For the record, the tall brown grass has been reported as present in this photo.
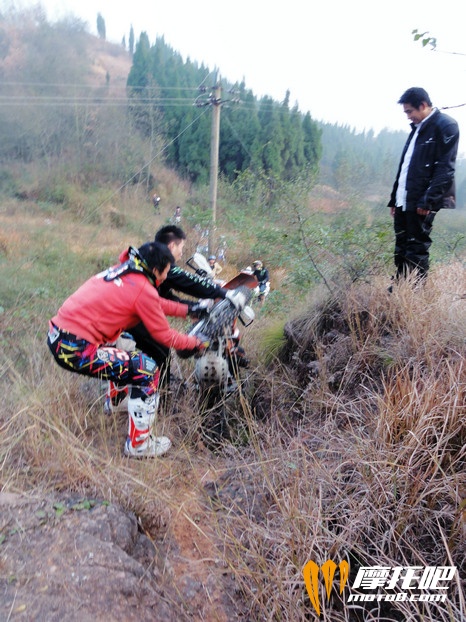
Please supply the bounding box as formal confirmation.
[207,265,465,621]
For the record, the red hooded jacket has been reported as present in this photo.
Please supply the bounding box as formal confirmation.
[51,251,198,351]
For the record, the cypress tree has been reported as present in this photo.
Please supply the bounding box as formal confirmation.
[96,13,106,40]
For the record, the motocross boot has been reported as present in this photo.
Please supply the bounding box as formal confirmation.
[124,393,171,457]
[229,345,250,369]
[103,380,129,415]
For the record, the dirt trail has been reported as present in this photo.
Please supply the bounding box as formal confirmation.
[163,483,232,621]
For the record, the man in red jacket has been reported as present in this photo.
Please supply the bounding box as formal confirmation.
[47,241,206,458]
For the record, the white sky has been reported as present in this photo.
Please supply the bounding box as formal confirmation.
[8,0,466,144]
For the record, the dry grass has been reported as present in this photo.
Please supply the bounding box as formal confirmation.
[0,264,465,620]
[208,265,465,621]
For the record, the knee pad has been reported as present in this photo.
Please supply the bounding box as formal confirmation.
[130,351,158,377]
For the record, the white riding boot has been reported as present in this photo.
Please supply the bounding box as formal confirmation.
[124,393,171,457]
[103,380,129,415]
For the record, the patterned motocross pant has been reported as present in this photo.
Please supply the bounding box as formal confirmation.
[47,323,159,399]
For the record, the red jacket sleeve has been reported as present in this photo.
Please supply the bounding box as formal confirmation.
[159,296,190,318]
[134,281,198,351]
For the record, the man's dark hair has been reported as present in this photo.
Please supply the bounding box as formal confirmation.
[398,87,432,109]
[154,225,186,245]
[138,241,174,272]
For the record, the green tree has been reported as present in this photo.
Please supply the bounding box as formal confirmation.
[278,93,307,180]
[127,31,154,137]
[258,96,284,177]
[219,83,260,178]
[129,25,134,55]
[127,32,152,90]
[302,112,322,176]
[96,13,106,40]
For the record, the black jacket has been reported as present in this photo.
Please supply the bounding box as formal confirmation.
[388,109,459,212]
[158,265,227,303]
[253,267,269,284]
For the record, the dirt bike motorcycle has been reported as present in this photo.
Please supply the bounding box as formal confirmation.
[179,254,258,444]
[105,254,258,445]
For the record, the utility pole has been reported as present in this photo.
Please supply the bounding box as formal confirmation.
[208,73,221,256]
[195,72,239,256]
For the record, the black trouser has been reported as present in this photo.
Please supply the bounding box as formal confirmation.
[128,323,171,387]
[393,208,435,279]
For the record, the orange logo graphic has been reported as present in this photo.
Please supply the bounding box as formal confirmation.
[303,559,349,615]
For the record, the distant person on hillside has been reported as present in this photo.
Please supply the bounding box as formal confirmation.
[252,260,270,303]
[173,206,182,223]
[152,193,161,211]
[388,87,459,285]
[47,241,209,458]
[208,254,223,279]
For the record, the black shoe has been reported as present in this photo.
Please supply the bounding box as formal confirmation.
[229,346,249,368]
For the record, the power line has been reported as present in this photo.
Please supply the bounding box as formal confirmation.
[0,81,203,93]
[0,95,281,111]
[0,96,200,106]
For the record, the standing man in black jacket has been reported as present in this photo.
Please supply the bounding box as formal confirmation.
[388,87,459,281]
